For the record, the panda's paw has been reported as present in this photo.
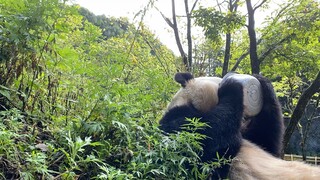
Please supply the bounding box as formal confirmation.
[218,78,244,102]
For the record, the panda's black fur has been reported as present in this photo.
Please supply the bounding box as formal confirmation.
[241,74,284,157]
[159,72,284,179]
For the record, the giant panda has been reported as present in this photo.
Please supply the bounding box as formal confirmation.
[159,72,320,179]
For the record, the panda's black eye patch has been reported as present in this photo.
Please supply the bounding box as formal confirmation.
[174,72,194,87]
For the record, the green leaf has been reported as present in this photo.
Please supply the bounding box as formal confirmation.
[0,89,10,100]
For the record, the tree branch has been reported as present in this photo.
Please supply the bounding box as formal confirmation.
[232,0,240,12]
[283,70,320,151]
[231,38,263,71]
[190,0,199,13]
[231,51,250,71]
[141,33,170,77]
[259,34,293,63]
[222,0,240,76]
[170,0,188,69]
[253,0,267,12]
[246,0,260,74]
[157,8,174,28]
[185,0,192,71]
[158,0,189,70]
[270,2,292,26]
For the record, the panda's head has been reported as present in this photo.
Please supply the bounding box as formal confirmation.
[167,72,222,113]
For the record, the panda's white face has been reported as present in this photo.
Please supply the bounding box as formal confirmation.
[167,76,222,113]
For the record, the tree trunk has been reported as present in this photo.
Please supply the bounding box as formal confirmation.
[222,33,231,76]
[245,0,260,74]
[222,0,239,76]
[160,0,199,72]
[185,0,192,72]
[283,71,320,152]
[171,0,188,70]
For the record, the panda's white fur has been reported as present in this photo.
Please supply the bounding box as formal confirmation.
[230,140,320,180]
[165,74,320,179]
[167,77,222,113]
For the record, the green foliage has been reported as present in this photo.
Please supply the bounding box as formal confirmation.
[0,108,53,179]
[259,0,320,119]
[261,0,320,78]
[79,7,131,39]
[273,76,303,115]
[194,7,245,41]
[193,39,224,76]
[99,117,225,180]
[1,0,318,178]
[0,0,222,178]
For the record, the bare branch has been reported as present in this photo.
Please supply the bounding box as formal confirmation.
[253,0,267,12]
[157,0,188,69]
[216,0,223,12]
[231,51,250,71]
[155,7,174,28]
[190,0,199,13]
[232,0,240,11]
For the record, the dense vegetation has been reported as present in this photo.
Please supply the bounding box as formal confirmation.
[0,0,199,179]
[0,0,319,179]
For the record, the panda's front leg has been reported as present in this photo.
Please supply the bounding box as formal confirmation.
[209,76,246,150]
[209,77,246,141]
[242,74,284,157]
[203,78,246,179]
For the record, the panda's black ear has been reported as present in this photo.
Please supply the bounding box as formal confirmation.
[174,72,194,87]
